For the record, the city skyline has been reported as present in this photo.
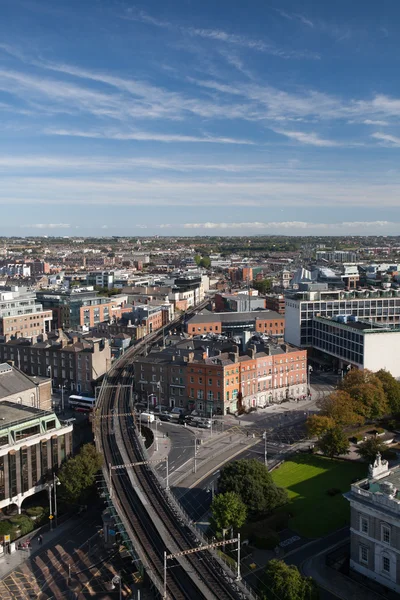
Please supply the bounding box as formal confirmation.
[1,0,400,235]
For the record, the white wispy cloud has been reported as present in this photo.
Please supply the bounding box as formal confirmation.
[124,9,320,60]
[181,221,391,230]
[26,223,71,229]
[273,130,340,147]
[273,9,314,28]
[4,177,400,208]
[363,119,389,126]
[47,128,254,145]
[371,132,400,146]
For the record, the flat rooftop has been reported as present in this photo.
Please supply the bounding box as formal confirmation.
[314,316,400,334]
[0,401,51,428]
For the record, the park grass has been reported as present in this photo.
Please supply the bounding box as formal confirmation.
[270,454,366,538]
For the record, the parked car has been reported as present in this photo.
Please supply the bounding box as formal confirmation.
[157,412,172,422]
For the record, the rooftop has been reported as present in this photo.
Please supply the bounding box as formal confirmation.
[0,400,50,429]
[314,315,400,334]
[0,362,45,400]
[188,309,282,324]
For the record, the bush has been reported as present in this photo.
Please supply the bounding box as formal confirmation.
[250,530,280,550]
[350,434,364,443]
[0,521,14,536]
[9,515,34,536]
[386,420,397,431]
[327,488,341,497]
[26,506,45,518]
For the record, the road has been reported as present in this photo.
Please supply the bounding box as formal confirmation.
[175,440,283,522]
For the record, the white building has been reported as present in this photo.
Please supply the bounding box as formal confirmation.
[285,289,400,348]
[347,454,400,593]
[312,316,400,377]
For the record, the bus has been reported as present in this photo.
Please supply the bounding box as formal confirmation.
[68,395,96,412]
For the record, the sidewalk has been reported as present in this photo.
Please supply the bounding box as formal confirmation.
[303,545,385,600]
[0,514,84,581]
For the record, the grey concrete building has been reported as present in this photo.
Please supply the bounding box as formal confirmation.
[347,454,400,593]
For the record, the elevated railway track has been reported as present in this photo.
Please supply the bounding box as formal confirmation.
[95,304,258,600]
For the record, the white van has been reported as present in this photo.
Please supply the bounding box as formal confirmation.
[140,412,155,424]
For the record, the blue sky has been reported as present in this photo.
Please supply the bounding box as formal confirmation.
[1,0,400,236]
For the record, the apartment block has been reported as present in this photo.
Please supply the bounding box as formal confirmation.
[285,289,400,348]
[0,332,111,394]
[0,287,52,342]
[36,289,121,330]
[133,339,307,415]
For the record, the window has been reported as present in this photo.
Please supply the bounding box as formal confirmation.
[0,456,4,501]
[360,516,368,534]
[382,556,390,574]
[9,452,17,497]
[381,524,391,545]
[208,378,212,385]
[21,447,29,493]
[31,446,38,485]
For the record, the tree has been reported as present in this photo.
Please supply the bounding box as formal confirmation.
[376,369,400,416]
[260,559,318,600]
[252,279,273,295]
[317,390,363,427]
[218,459,288,517]
[210,492,247,531]
[199,256,211,269]
[58,444,103,506]
[306,414,335,438]
[356,436,388,463]
[194,254,202,266]
[339,369,388,420]
[317,427,350,458]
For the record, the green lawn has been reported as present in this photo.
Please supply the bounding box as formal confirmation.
[271,454,366,538]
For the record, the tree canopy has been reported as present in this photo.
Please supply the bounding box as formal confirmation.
[317,390,362,427]
[306,414,335,438]
[317,427,350,458]
[58,444,103,506]
[339,369,388,420]
[260,559,318,600]
[252,279,273,295]
[376,369,400,416]
[210,492,247,532]
[218,459,288,517]
[356,436,388,463]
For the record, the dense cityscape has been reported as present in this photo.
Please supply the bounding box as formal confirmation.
[0,234,399,599]
[2,0,400,598]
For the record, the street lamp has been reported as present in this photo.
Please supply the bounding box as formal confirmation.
[111,575,122,600]
[308,365,313,392]
[47,365,52,391]
[59,380,68,412]
[47,474,61,530]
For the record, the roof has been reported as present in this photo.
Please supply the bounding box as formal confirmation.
[0,363,42,400]
[0,400,46,428]
[188,309,282,324]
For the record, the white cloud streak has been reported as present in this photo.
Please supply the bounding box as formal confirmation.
[26,223,71,229]
[180,221,391,230]
[273,129,340,147]
[371,132,400,146]
[124,10,319,60]
[47,128,254,145]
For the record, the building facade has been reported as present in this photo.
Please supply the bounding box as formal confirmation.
[0,335,111,394]
[0,401,73,514]
[186,309,285,339]
[285,289,400,348]
[0,288,52,342]
[133,339,307,415]
[347,454,400,593]
[312,316,400,377]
